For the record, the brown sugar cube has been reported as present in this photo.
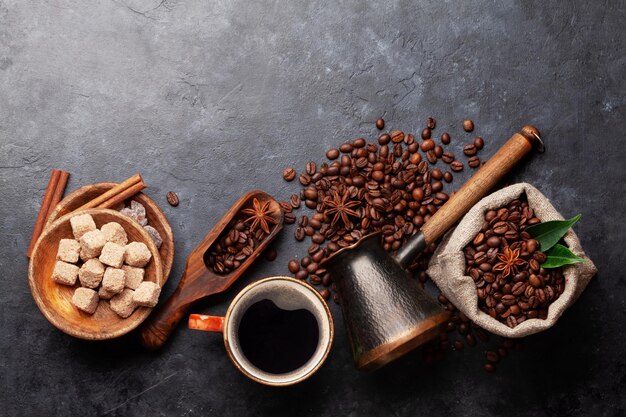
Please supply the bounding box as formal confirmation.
[102,267,125,294]
[79,248,95,262]
[78,259,105,289]
[98,286,116,300]
[99,242,126,268]
[56,239,81,264]
[125,242,152,267]
[72,287,99,314]
[110,289,136,318]
[51,261,79,286]
[122,265,145,290]
[79,229,106,258]
[70,213,96,240]
[132,281,161,308]
[101,222,128,246]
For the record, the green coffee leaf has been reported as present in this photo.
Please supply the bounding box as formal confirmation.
[542,244,585,268]
[525,213,581,251]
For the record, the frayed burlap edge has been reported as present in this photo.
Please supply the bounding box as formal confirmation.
[427,183,597,338]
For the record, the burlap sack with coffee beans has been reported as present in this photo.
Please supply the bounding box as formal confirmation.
[427,183,597,338]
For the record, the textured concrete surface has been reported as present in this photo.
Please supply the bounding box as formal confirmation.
[1,0,625,416]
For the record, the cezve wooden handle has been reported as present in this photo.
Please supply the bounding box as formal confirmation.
[421,125,542,244]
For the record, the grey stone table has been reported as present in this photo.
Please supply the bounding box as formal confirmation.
[1,0,624,416]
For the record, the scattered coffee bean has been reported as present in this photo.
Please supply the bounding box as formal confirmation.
[421,139,435,152]
[463,144,477,156]
[442,151,455,164]
[306,161,317,175]
[421,128,431,140]
[166,191,179,207]
[441,132,450,144]
[326,149,339,160]
[376,118,385,129]
[463,119,474,132]
[282,167,296,182]
[451,161,464,172]
[426,117,436,129]
[468,156,481,168]
[474,137,484,150]
[288,259,300,273]
[290,194,301,209]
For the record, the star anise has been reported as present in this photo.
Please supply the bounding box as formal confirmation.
[241,198,277,234]
[324,191,360,227]
[493,246,527,278]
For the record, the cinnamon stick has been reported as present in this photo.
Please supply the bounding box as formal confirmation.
[77,173,142,211]
[97,181,146,209]
[50,171,70,213]
[27,170,63,257]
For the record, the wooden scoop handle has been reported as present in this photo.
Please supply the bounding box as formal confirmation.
[420,125,543,244]
[139,262,211,350]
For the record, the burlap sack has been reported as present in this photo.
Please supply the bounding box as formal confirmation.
[427,183,597,338]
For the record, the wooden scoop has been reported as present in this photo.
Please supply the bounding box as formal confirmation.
[139,190,284,350]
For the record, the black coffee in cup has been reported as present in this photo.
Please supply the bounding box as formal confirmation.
[238,299,319,374]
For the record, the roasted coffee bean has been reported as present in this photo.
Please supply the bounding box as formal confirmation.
[378,133,391,145]
[474,136,484,150]
[294,227,305,241]
[326,148,339,160]
[282,167,296,181]
[340,143,353,153]
[319,288,330,300]
[463,144,477,156]
[376,118,385,129]
[288,259,300,273]
[468,156,481,168]
[443,171,453,183]
[309,274,322,285]
[442,152,455,164]
[421,139,435,152]
[487,236,501,248]
[484,363,496,373]
[450,161,464,172]
[426,117,436,129]
[166,191,180,207]
[290,194,301,209]
[284,212,296,224]
[441,132,451,144]
[295,270,308,280]
[426,150,437,164]
[486,351,499,363]
[391,130,404,143]
[463,119,474,132]
[421,127,431,140]
[353,138,366,148]
[306,161,317,175]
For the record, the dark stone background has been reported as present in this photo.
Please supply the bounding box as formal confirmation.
[1,0,624,416]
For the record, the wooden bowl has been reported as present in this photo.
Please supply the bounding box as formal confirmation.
[45,183,174,282]
[29,209,164,340]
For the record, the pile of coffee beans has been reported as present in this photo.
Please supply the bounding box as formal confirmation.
[463,197,565,328]
[204,218,271,275]
[280,117,488,301]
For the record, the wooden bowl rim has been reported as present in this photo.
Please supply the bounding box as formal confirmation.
[29,208,164,340]
[45,182,174,281]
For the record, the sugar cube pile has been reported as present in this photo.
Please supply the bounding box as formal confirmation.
[52,213,160,318]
